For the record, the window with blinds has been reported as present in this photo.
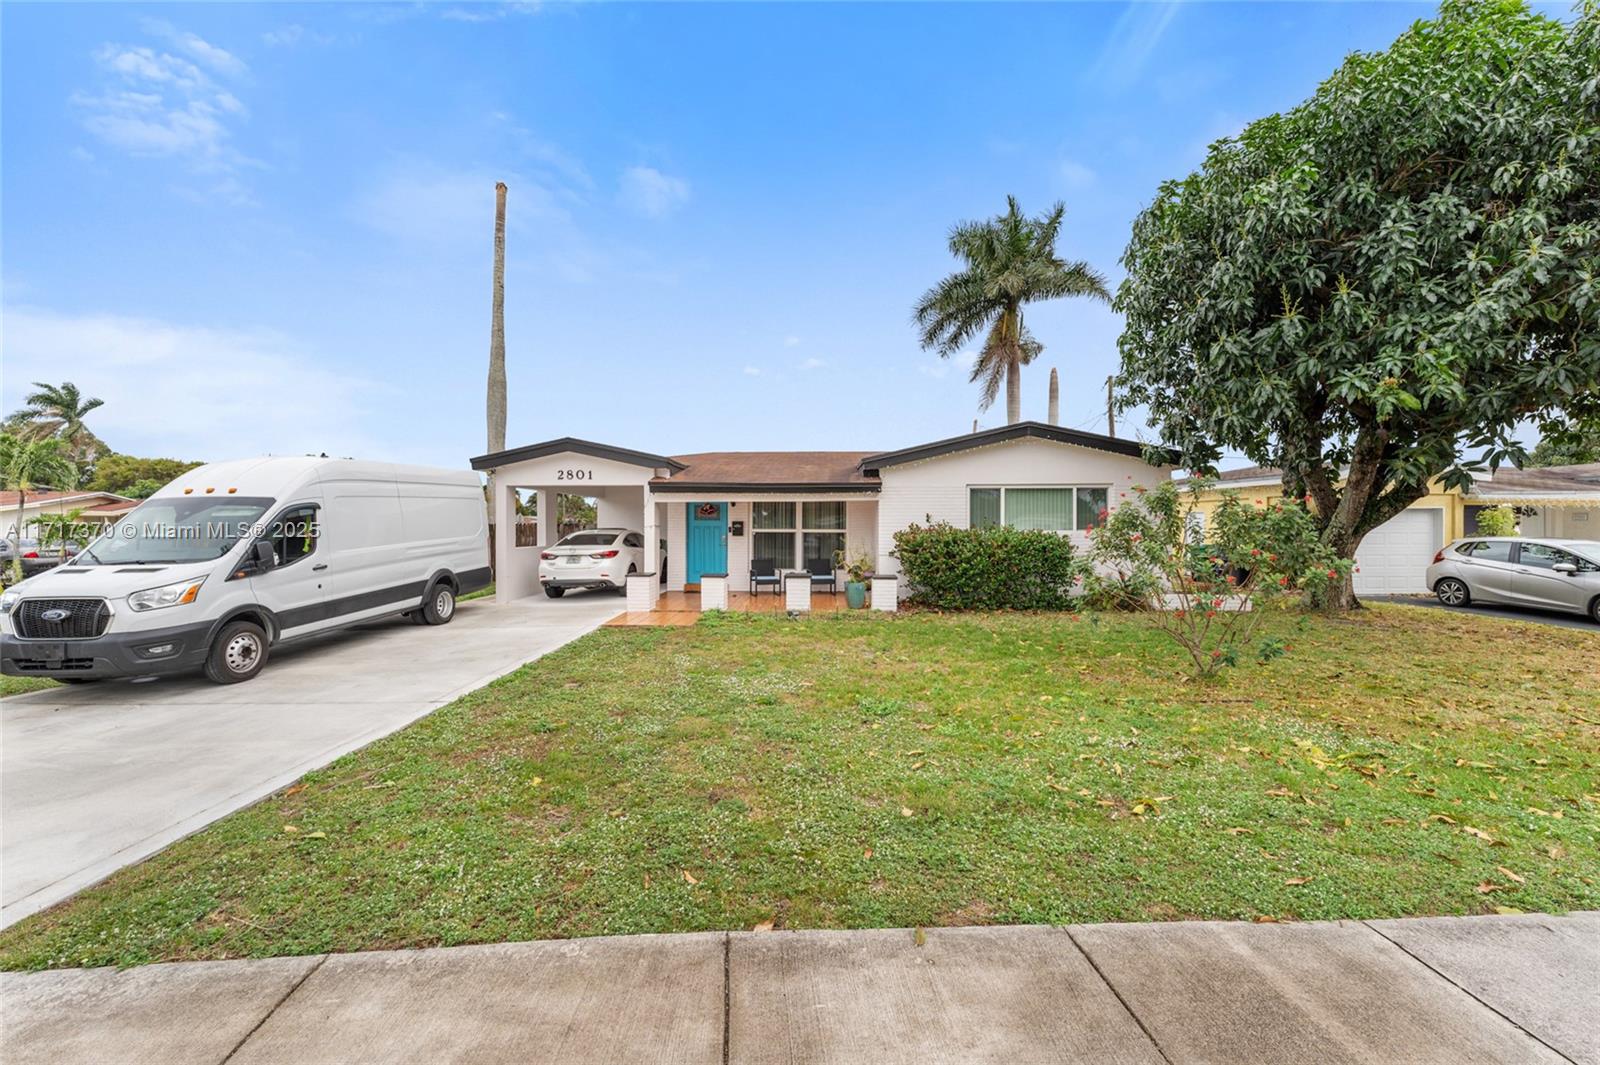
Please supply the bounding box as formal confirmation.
[969,486,1110,532]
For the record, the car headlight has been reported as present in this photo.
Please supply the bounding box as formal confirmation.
[0,588,21,614]
[128,577,206,612]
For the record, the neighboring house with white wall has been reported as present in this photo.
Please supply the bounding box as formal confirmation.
[1190,462,1600,597]
[0,490,138,540]
[472,422,1173,603]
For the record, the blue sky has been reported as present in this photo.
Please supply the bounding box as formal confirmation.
[2,2,1486,468]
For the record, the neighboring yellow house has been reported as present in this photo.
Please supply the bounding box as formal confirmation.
[1187,463,1600,595]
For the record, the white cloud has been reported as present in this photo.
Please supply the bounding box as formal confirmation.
[743,366,762,377]
[783,334,801,347]
[142,19,248,76]
[440,2,542,22]
[262,24,334,48]
[1058,159,1096,189]
[1088,1,1183,91]
[797,357,826,371]
[1,307,387,461]
[357,166,569,246]
[74,26,256,198]
[618,166,690,219]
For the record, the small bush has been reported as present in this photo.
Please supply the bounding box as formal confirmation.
[1474,506,1517,537]
[892,521,1086,610]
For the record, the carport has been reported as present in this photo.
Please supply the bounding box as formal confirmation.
[470,438,685,604]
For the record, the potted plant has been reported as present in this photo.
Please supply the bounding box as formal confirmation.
[835,549,874,609]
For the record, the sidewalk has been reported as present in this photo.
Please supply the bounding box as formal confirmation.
[4,913,1596,1064]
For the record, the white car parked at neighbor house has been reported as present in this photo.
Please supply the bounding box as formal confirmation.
[539,528,662,597]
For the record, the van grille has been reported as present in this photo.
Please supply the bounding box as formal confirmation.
[14,598,111,640]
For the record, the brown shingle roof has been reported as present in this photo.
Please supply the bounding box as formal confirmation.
[1473,462,1600,495]
[653,452,879,491]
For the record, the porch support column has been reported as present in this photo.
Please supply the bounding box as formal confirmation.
[493,477,518,605]
[642,487,659,594]
[536,489,553,547]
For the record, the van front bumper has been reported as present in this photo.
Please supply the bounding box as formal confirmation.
[1,619,214,679]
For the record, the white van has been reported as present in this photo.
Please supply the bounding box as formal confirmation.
[0,457,489,684]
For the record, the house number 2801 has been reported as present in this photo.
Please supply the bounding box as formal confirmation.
[555,468,592,481]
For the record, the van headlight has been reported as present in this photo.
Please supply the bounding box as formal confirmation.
[0,588,21,614]
[128,577,206,612]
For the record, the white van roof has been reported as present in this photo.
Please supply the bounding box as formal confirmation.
[154,457,479,500]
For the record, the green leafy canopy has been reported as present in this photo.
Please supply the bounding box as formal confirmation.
[1115,0,1600,559]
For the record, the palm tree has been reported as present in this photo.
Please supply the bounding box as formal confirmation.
[5,381,107,465]
[914,197,1108,425]
[0,433,78,580]
[487,182,508,455]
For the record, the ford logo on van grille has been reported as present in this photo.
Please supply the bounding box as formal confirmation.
[16,599,109,640]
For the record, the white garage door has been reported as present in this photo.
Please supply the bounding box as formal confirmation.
[1354,509,1443,595]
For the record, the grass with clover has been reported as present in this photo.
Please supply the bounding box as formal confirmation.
[2,602,1596,970]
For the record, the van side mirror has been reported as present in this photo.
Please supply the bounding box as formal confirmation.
[1553,561,1578,575]
[251,539,277,571]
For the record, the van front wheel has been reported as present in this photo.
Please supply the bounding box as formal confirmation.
[205,621,269,684]
[422,584,456,625]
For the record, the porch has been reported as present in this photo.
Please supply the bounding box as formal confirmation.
[605,588,855,627]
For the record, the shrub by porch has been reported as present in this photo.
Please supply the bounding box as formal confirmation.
[892,522,1086,610]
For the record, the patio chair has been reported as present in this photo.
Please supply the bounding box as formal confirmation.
[750,558,781,596]
[805,557,837,595]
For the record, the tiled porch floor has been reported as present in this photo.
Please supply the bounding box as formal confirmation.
[604,589,852,627]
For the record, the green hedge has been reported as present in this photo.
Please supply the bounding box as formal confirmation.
[891,522,1086,610]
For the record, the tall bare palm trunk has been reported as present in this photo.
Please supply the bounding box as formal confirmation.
[1048,368,1060,425]
[487,182,508,455]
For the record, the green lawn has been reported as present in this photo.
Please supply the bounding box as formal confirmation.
[3,604,1596,970]
[0,675,58,698]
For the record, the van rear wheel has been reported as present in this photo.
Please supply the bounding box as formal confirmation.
[421,584,456,625]
[204,621,269,684]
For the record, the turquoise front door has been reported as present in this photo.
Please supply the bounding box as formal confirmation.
[685,502,728,584]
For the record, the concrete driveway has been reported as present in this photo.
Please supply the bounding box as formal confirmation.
[1,593,624,927]
[1371,594,1599,632]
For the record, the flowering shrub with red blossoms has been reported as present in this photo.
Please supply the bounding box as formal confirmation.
[1085,479,1350,678]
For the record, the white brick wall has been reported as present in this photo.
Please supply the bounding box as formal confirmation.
[625,572,657,612]
[874,438,1174,589]
[784,572,812,612]
[700,573,729,610]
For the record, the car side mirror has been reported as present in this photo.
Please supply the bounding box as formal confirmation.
[1552,562,1578,575]
[251,539,277,571]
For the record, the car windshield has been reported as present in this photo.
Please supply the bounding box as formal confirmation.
[75,496,275,565]
[1560,541,1600,563]
[559,531,619,546]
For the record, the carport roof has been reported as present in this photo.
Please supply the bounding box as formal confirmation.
[470,437,687,473]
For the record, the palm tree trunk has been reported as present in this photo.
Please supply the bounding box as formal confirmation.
[487,182,508,455]
[11,489,25,583]
[1005,359,1022,425]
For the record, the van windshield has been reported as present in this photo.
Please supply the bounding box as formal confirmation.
[76,497,275,565]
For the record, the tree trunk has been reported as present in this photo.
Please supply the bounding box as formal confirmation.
[11,489,25,583]
[1005,360,1021,425]
[487,182,508,455]
[1047,368,1059,425]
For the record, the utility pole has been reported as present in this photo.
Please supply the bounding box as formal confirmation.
[1105,375,1116,438]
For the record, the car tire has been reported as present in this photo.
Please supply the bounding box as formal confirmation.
[421,583,456,625]
[1589,597,1600,625]
[544,586,565,599]
[619,564,637,596]
[1435,578,1470,608]
[204,620,269,684]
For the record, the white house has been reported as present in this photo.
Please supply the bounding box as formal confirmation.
[472,422,1173,603]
